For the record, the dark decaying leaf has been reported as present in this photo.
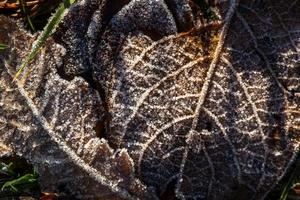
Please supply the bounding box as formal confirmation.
[0,12,152,200]
[0,0,300,199]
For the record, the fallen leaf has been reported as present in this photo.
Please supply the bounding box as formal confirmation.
[0,0,299,199]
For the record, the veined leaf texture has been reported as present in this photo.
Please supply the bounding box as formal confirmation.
[0,0,300,199]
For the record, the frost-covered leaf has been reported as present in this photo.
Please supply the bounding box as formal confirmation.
[97,0,300,199]
[1,0,300,199]
[0,13,152,200]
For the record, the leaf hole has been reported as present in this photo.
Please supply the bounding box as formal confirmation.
[56,63,75,81]
[201,120,213,132]
[273,113,281,122]
[94,119,107,139]
[204,121,213,131]
[136,28,167,41]
[196,117,213,132]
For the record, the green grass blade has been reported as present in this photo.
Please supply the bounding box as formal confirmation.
[19,0,36,32]
[1,173,38,192]
[0,43,8,50]
[14,0,77,81]
[279,158,300,200]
